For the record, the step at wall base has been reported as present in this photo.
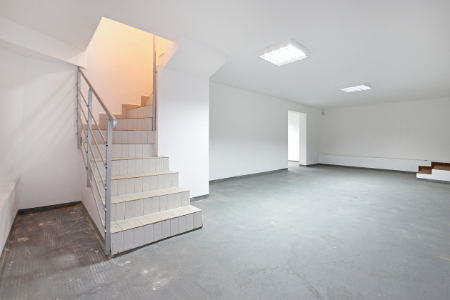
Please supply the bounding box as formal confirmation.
[417,161,450,182]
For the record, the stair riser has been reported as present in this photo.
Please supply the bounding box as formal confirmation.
[94,157,169,178]
[98,173,179,198]
[91,130,155,144]
[94,144,157,159]
[127,106,152,119]
[111,211,202,255]
[99,118,153,131]
[111,191,190,221]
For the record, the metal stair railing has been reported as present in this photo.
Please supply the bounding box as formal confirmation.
[76,66,117,256]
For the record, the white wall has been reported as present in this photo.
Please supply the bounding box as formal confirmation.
[210,83,322,181]
[82,18,155,121]
[0,16,87,67]
[0,46,81,210]
[19,57,80,209]
[321,98,450,171]
[299,112,307,165]
[288,111,299,161]
[0,47,24,187]
[157,66,210,197]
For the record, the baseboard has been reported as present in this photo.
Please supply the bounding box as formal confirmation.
[319,154,431,173]
[210,168,288,183]
[18,201,81,215]
[416,178,450,184]
[319,163,415,173]
[191,194,209,202]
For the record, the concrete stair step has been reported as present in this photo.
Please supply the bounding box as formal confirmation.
[126,105,153,119]
[94,157,169,178]
[433,165,450,171]
[89,129,155,144]
[99,118,153,131]
[96,171,179,198]
[110,187,190,221]
[417,162,450,182]
[111,205,202,255]
[93,144,157,159]
[84,117,153,131]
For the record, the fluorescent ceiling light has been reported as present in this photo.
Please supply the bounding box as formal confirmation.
[257,39,309,66]
[339,82,373,92]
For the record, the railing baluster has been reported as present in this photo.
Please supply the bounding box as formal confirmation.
[153,34,157,131]
[76,72,80,150]
[87,88,93,187]
[105,120,113,256]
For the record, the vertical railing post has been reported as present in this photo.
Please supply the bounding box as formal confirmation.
[152,34,157,131]
[105,120,113,255]
[87,88,93,187]
[76,72,80,149]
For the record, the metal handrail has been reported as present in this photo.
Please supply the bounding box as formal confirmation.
[76,89,106,144]
[76,67,115,256]
[78,67,117,129]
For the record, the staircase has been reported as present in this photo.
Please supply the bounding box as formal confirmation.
[417,162,450,182]
[77,68,202,257]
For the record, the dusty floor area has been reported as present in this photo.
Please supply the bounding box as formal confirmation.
[1,164,449,299]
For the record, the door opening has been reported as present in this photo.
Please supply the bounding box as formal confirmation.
[288,111,307,166]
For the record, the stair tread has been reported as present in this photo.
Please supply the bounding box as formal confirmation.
[102,129,154,132]
[111,187,189,204]
[117,117,152,120]
[111,205,201,233]
[94,156,168,161]
[84,141,155,144]
[96,170,177,181]
[128,105,152,109]
[93,129,154,131]
[433,165,450,171]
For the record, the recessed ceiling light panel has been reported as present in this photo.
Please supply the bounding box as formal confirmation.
[257,39,309,66]
[339,82,373,92]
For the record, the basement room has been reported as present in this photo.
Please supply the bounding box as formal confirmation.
[0,0,449,299]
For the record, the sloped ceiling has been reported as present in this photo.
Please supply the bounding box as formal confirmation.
[1,0,449,108]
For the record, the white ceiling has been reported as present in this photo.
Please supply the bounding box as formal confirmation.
[1,0,449,109]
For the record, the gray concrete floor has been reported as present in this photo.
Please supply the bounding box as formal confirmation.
[1,163,450,300]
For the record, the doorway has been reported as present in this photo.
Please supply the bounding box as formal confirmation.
[288,111,307,166]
